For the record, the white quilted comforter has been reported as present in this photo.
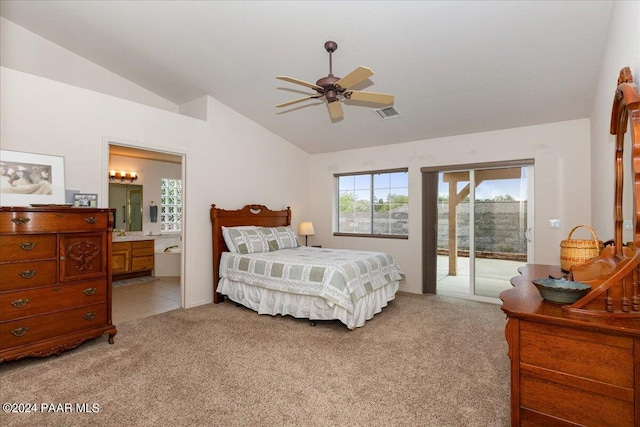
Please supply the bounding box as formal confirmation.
[219,246,403,314]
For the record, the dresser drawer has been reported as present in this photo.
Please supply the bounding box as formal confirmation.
[132,240,154,256]
[0,211,110,233]
[520,372,634,427]
[132,256,154,271]
[0,279,107,322]
[520,321,633,388]
[0,235,56,263]
[0,260,56,292]
[0,303,107,351]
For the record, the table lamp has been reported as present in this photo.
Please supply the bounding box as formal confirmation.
[298,222,315,246]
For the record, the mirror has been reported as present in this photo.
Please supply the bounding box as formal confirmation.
[109,183,143,231]
[623,119,633,243]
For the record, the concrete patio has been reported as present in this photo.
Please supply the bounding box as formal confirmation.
[436,255,527,301]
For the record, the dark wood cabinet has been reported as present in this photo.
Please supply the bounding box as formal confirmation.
[0,207,117,362]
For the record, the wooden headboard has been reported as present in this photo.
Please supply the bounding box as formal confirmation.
[210,204,291,303]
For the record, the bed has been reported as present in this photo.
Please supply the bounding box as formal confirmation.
[210,204,403,329]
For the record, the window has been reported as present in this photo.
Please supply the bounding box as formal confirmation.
[160,178,182,232]
[335,168,408,237]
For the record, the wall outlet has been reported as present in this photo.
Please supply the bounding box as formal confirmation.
[549,219,560,229]
[623,220,633,230]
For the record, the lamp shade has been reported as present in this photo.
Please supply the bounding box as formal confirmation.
[298,222,315,236]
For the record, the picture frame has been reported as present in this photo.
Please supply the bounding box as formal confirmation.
[0,150,66,206]
[74,193,98,207]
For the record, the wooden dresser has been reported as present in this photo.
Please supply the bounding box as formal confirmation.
[501,264,640,426]
[0,207,117,362]
[112,239,154,280]
[500,66,640,427]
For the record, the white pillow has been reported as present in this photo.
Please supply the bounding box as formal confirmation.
[222,226,258,253]
[258,226,299,251]
[223,226,270,254]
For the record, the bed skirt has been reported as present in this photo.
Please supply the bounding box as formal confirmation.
[217,278,399,329]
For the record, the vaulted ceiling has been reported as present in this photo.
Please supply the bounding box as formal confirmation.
[0,1,613,154]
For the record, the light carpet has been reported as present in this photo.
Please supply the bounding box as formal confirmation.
[0,293,510,426]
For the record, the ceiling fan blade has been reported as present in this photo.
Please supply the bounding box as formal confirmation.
[276,95,321,108]
[347,91,394,105]
[335,66,374,89]
[277,76,323,91]
[327,100,343,120]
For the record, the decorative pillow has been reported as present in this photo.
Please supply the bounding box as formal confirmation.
[222,226,260,253]
[258,226,299,251]
[226,228,270,254]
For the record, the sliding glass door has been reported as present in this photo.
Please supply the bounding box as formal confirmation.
[427,162,533,301]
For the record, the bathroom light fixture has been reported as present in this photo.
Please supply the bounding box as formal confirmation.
[109,169,138,183]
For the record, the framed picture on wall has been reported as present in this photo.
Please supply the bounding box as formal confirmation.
[74,193,98,207]
[0,149,66,206]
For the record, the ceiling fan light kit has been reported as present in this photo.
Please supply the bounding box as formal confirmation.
[276,41,395,119]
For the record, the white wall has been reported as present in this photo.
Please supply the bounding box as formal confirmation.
[309,0,640,296]
[590,0,640,239]
[0,17,179,113]
[309,119,591,294]
[0,67,311,308]
[179,96,208,121]
[4,5,637,301]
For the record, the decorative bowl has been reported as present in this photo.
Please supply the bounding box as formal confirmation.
[531,278,592,304]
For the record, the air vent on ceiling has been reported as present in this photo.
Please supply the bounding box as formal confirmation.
[374,106,400,119]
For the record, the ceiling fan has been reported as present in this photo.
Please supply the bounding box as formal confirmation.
[276,41,394,120]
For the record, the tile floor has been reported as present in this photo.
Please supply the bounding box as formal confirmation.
[112,276,181,324]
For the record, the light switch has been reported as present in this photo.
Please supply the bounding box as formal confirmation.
[549,219,560,229]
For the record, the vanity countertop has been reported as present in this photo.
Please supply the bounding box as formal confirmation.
[112,235,154,242]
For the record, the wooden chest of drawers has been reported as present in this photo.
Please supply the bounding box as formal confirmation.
[501,265,640,426]
[112,239,154,280]
[0,207,117,362]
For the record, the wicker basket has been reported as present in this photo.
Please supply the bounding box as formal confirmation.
[560,225,603,271]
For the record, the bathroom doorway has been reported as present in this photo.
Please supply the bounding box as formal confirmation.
[105,142,186,323]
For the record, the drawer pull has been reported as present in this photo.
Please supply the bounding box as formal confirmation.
[19,242,37,251]
[10,299,29,308]
[83,312,97,321]
[85,217,98,224]
[11,327,29,337]
[11,217,30,226]
[83,288,97,296]
[18,270,36,279]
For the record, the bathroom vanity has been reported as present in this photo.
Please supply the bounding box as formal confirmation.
[112,238,154,281]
